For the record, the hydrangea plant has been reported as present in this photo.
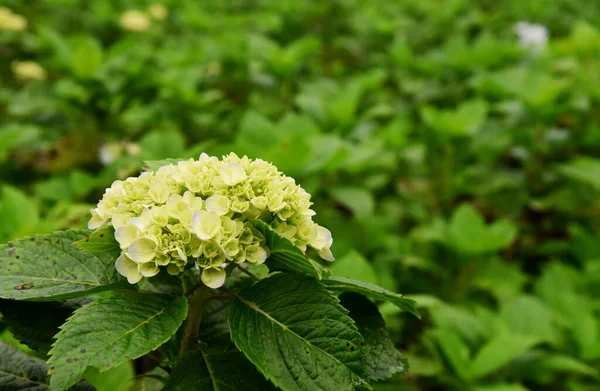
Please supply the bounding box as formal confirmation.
[0,154,418,391]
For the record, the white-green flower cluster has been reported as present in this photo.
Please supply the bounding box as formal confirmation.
[89,153,334,288]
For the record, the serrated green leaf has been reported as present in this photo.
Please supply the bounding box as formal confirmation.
[0,231,124,301]
[74,227,120,255]
[340,292,408,381]
[0,341,93,391]
[323,276,420,319]
[0,298,90,353]
[163,346,276,391]
[229,273,369,391]
[143,159,187,172]
[250,220,330,280]
[48,293,188,391]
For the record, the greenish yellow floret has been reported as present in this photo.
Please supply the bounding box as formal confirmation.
[88,153,334,288]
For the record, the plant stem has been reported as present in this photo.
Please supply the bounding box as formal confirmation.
[180,284,210,356]
[235,264,261,281]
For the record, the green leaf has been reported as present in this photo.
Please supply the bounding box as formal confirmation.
[83,362,135,391]
[0,341,93,391]
[143,158,187,172]
[0,185,40,242]
[129,367,168,391]
[0,298,90,353]
[74,227,121,255]
[323,276,420,319]
[340,293,408,381]
[421,100,488,136]
[139,131,186,160]
[447,204,486,253]
[250,220,331,280]
[137,272,184,297]
[537,354,599,378]
[467,333,540,380]
[560,157,600,189]
[329,187,375,219]
[447,204,516,254]
[434,329,471,379]
[329,250,378,285]
[473,384,530,391]
[499,295,558,345]
[163,347,276,391]
[0,230,124,301]
[235,111,279,158]
[199,299,231,344]
[71,37,103,78]
[229,273,369,391]
[48,293,188,391]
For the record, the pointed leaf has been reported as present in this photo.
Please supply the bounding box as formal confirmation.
[229,273,369,391]
[48,294,188,391]
[340,293,408,381]
[0,231,124,301]
[250,220,330,279]
[467,333,540,380]
[74,227,120,256]
[163,347,276,391]
[0,341,93,391]
[323,276,420,318]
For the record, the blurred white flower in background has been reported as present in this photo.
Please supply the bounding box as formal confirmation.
[148,4,168,20]
[515,21,548,53]
[0,7,27,31]
[99,142,123,165]
[99,141,140,165]
[12,61,47,81]
[123,141,141,156]
[120,10,151,32]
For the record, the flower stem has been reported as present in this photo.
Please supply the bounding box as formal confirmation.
[235,264,261,281]
[180,284,210,356]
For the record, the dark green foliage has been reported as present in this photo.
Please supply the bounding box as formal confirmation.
[1,0,600,390]
[340,293,409,381]
[163,347,277,391]
[0,298,91,353]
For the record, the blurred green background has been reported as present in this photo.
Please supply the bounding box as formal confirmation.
[2,1,600,390]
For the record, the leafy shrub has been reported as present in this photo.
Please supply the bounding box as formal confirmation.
[2,0,600,390]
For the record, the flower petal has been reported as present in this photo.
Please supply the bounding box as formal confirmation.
[219,162,248,186]
[115,254,142,284]
[205,195,230,216]
[192,210,222,240]
[201,267,227,289]
[127,236,158,263]
[115,224,141,249]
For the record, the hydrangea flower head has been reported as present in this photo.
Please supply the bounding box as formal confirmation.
[89,153,334,288]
